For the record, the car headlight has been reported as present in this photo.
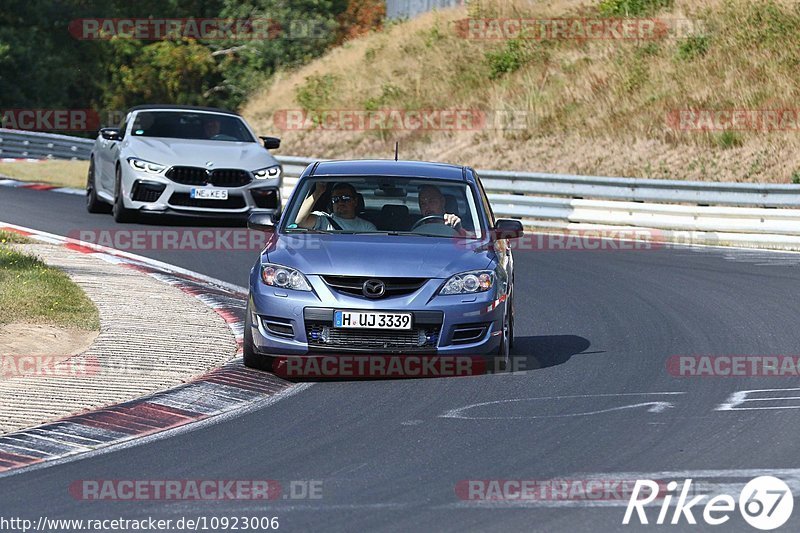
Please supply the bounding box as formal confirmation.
[439,270,494,295]
[128,158,166,174]
[261,263,311,291]
[253,165,281,180]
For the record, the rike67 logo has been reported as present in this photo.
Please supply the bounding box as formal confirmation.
[624,476,793,530]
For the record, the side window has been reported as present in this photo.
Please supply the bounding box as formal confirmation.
[118,113,131,139]
[473,172,495,227]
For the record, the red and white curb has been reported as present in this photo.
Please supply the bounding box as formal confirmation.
[0,176,83,196]
[0,222,302,476]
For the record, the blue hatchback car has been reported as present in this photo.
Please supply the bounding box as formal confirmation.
[243,160,524,372]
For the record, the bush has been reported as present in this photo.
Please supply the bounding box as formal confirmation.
[485,39,528,79]
[716,131,743,149]
[598,0,673,16]
[677,35,709,60]
[296,74,339,112]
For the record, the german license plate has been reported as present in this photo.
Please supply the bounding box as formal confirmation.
[190,188,228,200]
[334,311,412,330]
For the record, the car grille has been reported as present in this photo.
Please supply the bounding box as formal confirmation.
[168,192,247,209]
[166,166,207,185]
[304,308,443,353]
[210,169,252,187]
[305,323,440,352]
[166,166,252,187]
[321,276,427,298]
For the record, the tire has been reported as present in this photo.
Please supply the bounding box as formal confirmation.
[243,301,273,371]
[86,158,111,214]
[508,291,515,351]
[493,300,512,372]
[112,166,137,223]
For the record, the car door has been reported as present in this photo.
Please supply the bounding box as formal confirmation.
[475,171,513,287]
[99,114,129,192]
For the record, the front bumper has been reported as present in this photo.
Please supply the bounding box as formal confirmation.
[247,270,505,357]
[119,166,281,216]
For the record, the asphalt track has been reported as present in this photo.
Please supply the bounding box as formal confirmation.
[2,185,800,532]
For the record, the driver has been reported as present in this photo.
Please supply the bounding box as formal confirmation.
[297,182,377,232]
[203,116,221,138]
[417,185,461,228]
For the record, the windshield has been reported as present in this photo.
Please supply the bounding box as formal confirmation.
[129,111,256,142]
[282,177,484,238]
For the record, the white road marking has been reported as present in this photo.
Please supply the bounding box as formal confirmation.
[440,392,686,420]
[716,387,800,411]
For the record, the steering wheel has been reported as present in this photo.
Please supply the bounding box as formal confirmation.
[318,212,343,231]
[410,215,445,231]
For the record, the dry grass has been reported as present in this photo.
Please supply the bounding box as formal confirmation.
[0,160,89,188]
[242,0,800,183]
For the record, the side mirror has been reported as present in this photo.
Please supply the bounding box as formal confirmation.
[248,213,276,232]
[493,219,524,240]
[259,136,281,150]
[100,128,121,141]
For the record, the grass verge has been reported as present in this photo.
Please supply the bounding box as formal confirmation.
[0,231,99,329]
[0,160,89,189]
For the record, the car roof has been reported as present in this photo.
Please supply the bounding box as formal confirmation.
[128,105,240,116]
[309,160,467,181]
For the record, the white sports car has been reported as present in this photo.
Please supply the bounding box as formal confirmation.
[86,104,283,223]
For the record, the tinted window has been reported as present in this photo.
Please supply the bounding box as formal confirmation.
[130,111,255,142]
[283,177,483,238]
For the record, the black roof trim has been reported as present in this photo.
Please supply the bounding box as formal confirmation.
[310,160,466,181]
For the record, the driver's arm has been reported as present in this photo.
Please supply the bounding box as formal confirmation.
[297,182,326,229]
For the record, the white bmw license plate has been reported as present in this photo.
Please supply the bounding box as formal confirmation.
[334,311,412,330]
[190,188,228,200]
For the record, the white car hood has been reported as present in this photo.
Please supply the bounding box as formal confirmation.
[127,137,277,170]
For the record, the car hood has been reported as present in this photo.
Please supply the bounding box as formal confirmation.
[263,234,494,278]
[127,137,276,170]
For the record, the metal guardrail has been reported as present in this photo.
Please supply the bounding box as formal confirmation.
[0,129,93,160]
[4,129,800,246]
[385,0,464,19]
[274,154,800,209]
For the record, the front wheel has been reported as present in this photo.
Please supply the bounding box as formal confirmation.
[112,166,137,223]
[86,158,111,214]
[493,299,513,372]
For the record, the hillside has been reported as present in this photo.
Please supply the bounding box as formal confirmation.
[242,0,800,183]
